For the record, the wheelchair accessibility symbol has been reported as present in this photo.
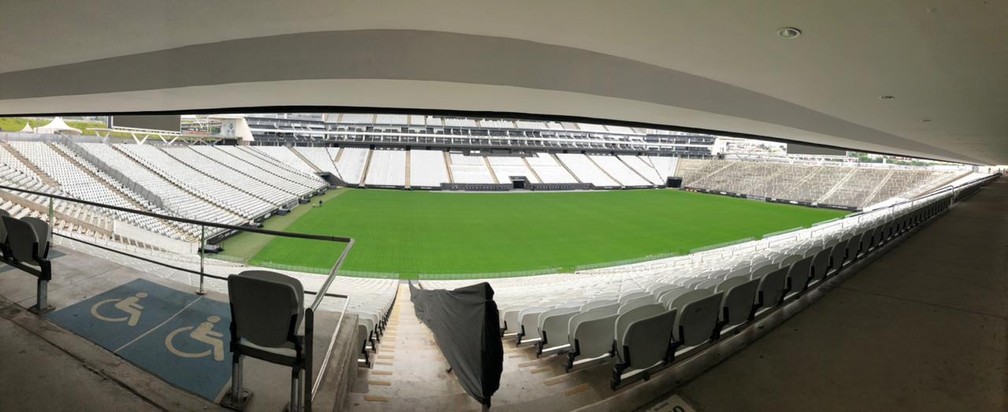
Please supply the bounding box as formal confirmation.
[90,292,147,326]
[165,315,226,361]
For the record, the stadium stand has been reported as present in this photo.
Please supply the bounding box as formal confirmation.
[678,159,965,209]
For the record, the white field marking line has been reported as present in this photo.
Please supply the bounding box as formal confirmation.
[114,297,204,353]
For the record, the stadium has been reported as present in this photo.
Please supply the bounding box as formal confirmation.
[0,3,1006,412]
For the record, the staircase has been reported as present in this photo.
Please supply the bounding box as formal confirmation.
[405,151,412,189]
[618,155,655,185]
[483,156,500,184]
[520,156,544,183]
[0,189,112,238]
[0,142,61,187]
[359,149,374,188]
[816,168,859,204]
[553,153,583,184]
[443,151,455,183]
[862,169,896,206]
[290,146,323,173]
[585,155,622,187]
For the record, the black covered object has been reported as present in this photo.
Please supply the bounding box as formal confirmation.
[409,281,503,406]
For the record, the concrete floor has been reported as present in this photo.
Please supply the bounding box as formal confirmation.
[0,314,160,411]
[0,246,352,411]
[676,177,1008,411]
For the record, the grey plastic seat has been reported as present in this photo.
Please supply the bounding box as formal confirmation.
[581,299,617,310]
[694,277,723,290]
[755,267,788,317]
[649,283,680,297]
[670,292,724,358]
[565,303,619,372]
[619,291,651,304]
[517,306,552,345]
[808,248,831,287]
[857,231,873,259]
[225,270,306,410]
[2,216,50,265]
[715,277,760,334]
[22,217,51,247]
[843,236,861,265]
[537,307,581,355]
[827,240,848,276]
[611,304,676,387]
[783,256,813,300]
[657,287,690,307]
[501,308,524,336]
[0,209,9,248]
[618,295,657,314]
[666,288,712,312]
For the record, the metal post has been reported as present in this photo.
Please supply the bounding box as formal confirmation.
[198,225,206,295]
[36,278,48,313]
[47,195,54,241]
[305,308,314,412]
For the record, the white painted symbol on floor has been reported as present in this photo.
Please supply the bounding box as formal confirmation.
[165,315,226,361]
[90,292,147,326]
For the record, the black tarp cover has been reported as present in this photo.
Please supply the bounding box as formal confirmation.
[409,281,503,406]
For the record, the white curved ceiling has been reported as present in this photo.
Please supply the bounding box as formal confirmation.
[1,0,1005,164]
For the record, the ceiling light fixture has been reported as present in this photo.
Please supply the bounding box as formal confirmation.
[777,27,802,39]
[879,95,895,100]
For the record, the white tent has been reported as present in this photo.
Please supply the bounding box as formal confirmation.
[35,117,82,135]
[18,122,34,133]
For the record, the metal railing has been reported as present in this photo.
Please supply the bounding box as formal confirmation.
[0,182,355,411]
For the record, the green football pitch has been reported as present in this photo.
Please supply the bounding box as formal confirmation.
[217,189,846,279]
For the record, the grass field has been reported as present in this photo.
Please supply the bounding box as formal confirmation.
[219,189,846,278]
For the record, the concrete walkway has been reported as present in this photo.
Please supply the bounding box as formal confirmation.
[677,177,1007,411]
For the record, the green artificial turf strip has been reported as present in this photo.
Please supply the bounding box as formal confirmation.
[216,189,348,262]
[245,189,846,278]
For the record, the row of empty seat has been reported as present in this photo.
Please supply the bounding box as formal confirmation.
[679,159,964,208]
[255,146,675,188]
[419,183,967,389]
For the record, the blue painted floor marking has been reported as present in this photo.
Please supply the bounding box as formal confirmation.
[47,278,233,400]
